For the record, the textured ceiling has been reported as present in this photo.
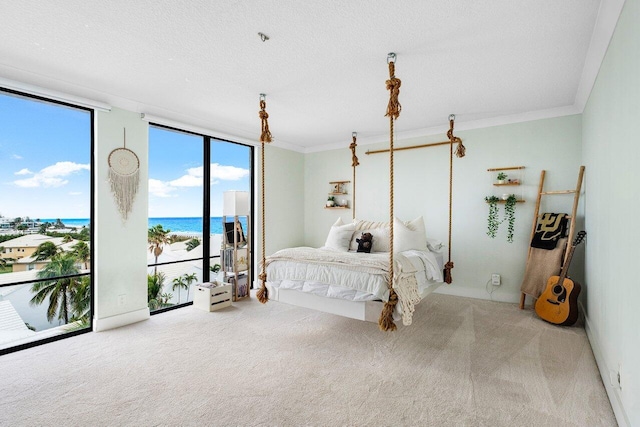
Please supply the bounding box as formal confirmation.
[0,0,619,151]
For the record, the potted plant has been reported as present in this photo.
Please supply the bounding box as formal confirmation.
[496,172,508,184]
[326,196,335,207]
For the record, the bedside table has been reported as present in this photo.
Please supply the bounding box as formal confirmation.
[193,283,232,312]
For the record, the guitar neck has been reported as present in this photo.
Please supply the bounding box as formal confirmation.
[558,245,577,283]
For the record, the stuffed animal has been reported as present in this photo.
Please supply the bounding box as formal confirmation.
[356,232,373,253]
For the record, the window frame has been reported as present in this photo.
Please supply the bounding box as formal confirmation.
[0,87,95,356]
[147,123,254,315]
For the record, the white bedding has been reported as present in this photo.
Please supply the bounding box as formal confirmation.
[265,247,444,325]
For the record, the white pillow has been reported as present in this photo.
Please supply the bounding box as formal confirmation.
[324,222,356,252]
[393,217,428,252]
[426,237,444,252]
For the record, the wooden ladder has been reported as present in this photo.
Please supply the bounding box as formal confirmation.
[519,165,585,309]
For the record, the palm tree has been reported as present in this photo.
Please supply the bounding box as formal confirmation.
[62,234,73,243]
[148,272,166,310]
[30,253,80,323]
[172,275,188,304]
[39,222,50,234]
[186,238,200,252]
[71,241,90,269]
[148,225,171,274]
[32,241,60,261]
[183,272,198,302]
[70,275,91,325]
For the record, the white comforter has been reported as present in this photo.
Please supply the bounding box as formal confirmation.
[265,247,443,325]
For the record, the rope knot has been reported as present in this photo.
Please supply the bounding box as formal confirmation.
[385,77,402,119]
[259,100,272,143]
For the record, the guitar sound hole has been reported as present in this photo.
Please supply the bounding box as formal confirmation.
[553,284,564,295]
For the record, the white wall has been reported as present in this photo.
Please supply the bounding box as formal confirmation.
[94,107,150,330]
[256,144,305,264]
[304,115,583,303]
[582,0,640,424]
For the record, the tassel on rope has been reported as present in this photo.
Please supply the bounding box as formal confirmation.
[379,289,398,332]
[444,261,454,284]
[257,94,272,304]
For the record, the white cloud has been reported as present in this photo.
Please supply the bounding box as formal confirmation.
[169,166,203,187]
[148,178,176,198]
[211,163,249,181]
[68,191,82,196]
[150,163,249,195]
[13,161,90,188]
[14,168,33,176]
[12,154,23,160]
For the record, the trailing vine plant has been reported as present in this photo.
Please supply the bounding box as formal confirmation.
[484,195,518,242]
[504,195,517,243]
[485,196,500,238]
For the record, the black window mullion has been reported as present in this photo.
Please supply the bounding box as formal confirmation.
[203,136,211,282]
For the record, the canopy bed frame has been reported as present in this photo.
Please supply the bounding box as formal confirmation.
[256,54,466,330]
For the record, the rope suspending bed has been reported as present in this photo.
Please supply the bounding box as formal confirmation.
[379,52,401,331]
[256,94,272,304]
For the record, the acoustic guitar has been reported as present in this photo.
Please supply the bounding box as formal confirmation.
[535,231,586,326]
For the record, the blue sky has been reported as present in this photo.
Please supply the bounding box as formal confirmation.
[0,91,91,219]
[0,90,251,219]
[149,126,251,217]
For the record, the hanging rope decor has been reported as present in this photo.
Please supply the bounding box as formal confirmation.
[350,132,359,219]
[379,52,401,332]
[443,114,465,284]
[108,128,140,222]
[256,94,272,304]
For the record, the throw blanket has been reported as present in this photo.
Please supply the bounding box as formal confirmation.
[531,213,568,249]
[265,247,422,325]
[520,238,568,298]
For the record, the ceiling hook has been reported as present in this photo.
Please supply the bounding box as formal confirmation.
[258,32,270,42]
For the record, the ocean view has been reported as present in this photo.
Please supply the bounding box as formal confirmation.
[39,217,248,235]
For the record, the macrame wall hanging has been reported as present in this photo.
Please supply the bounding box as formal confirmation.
[108,128,140,221]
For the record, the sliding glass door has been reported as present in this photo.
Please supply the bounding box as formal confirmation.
[147,125,253,313]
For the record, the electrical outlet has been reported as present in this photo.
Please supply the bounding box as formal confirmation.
[491,274,501,286]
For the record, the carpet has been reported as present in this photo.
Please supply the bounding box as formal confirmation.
[0,292,616,426]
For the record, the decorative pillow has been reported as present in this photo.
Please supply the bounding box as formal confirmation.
[324,221,356,252]
[393,217,428,252]
[426,237,444,252]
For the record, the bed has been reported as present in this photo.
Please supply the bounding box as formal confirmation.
[264,216,444,326]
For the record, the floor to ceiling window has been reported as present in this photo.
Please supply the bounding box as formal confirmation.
[147,125,252,313]
[0,88,93,355]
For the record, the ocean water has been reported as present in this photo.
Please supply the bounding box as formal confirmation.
[40,217,248,235]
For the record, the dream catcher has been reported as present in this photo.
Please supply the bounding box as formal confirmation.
[108,128,140,221]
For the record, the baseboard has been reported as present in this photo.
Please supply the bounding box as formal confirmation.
[434,284,521,304]
[581,301,630,427]
[93,307,150,332]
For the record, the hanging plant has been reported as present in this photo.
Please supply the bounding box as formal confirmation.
[485,196,500,238]
[485,195,518,242]
[504,195,517,243]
